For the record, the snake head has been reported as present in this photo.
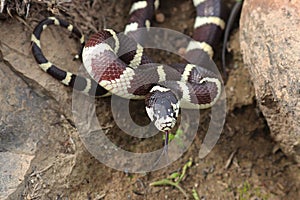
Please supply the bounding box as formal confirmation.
[145,85,179,131]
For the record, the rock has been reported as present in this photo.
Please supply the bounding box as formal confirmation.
[240,0,300,162]
[0,21,81,199]
[0,152,33,199]
[0,19,78,118]
[0,16,123,199]
[155,12,165,23]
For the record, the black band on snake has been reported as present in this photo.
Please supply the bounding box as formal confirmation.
[31,0,228,139]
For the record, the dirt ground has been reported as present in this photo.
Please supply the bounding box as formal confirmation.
[0,0,299,199]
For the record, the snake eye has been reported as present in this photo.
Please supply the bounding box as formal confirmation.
[145,85,179,131]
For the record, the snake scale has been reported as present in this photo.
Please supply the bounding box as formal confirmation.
[31,0,228,143]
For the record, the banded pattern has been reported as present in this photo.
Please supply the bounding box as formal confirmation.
[186,0,228,60]
[124,0,160,35]
[31,17,108,96]
[31,0,227,131]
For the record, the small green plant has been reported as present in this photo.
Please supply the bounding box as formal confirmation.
[237,181,269,200]
[150,158,193,198]
[238,181,252,200]
[192,188,200,200]
[163,128,184,148]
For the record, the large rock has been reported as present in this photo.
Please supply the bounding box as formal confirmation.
[0,20,79,199]
[240,0,300,162]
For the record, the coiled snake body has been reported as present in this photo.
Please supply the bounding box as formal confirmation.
[31,0,227,135]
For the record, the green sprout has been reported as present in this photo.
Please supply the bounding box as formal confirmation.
[163,128,184,148]
[192,188,200,200]
[150,158,193,198]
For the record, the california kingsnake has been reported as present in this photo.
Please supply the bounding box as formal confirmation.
[31,0,227,133]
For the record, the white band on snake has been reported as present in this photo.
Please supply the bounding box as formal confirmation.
[31,0,228,144]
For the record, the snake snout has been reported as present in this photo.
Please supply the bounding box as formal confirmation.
[145,85,179,131]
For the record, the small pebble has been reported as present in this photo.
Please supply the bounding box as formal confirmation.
[155,12,165,23]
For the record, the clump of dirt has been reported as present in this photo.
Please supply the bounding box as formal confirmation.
[0,0,299,199]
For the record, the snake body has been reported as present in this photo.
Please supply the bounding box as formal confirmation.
[31,0,227,132]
